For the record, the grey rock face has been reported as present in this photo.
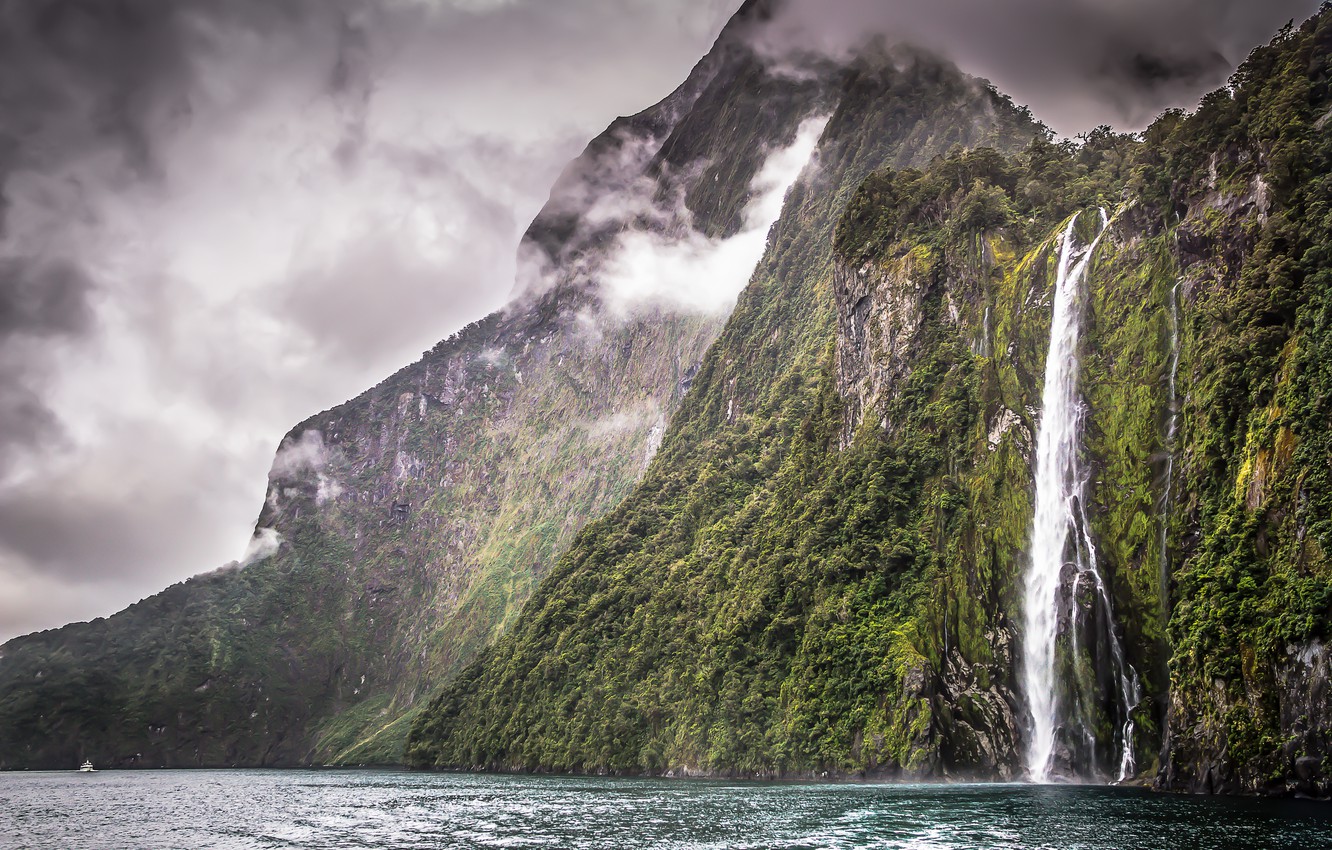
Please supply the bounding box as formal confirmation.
[833,256,929,444]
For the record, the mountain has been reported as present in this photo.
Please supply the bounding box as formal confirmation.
[406,9,1332,798]
[0,0,839,769]
[3,0,1329,797]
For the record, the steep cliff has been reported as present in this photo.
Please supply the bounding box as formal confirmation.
[5,0,1328,793]
[0,1,835,769]
[405,50,1048,776]
[408,9,1332,796]
[1152,12,1332,795]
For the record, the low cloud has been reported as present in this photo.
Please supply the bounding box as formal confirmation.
[585,400,663,438]
[750,0,1319,134]
[598,115,828,316]
[241,527,283,567]
[267,429,347,508]
[269,430,331,479]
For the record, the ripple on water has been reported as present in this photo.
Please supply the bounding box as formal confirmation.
[0,772,1330,850]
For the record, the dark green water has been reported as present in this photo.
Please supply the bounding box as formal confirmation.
[1,770,1329,849]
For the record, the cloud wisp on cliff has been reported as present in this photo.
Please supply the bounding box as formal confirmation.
[573,115,830,318]
[0,0,1318,640]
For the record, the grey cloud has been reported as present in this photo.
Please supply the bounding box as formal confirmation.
[0,258,94,336]
[0,377,61,468]
[0,403,289,643]
[0,258,94,470]
[753,0,1320,134]
[0,420,260,587]
[0,0,737,642]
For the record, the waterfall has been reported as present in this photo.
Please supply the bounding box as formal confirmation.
[1075,489,1142,783]
[1160,281,1181,617]
[1022,215,1091,783]
[1021,211,1140,783]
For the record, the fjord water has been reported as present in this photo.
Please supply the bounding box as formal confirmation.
[3,771,1330,850]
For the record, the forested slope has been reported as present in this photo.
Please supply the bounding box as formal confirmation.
[409,9,1332,797]
[0,0,830,770]
[407,46,1048,777]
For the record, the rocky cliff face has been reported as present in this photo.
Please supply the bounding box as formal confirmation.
[834,253,930,445]
[409,10,1332,797]
[0,1,833,769]
[406,48,1048,777]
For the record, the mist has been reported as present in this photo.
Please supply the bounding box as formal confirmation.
[599,115,828,317]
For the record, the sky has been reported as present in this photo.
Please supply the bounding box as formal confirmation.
[0,0,1319,642]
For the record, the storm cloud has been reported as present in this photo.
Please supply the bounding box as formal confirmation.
[0,0,1318,641]
[752,0,1319,133]
[0,0,738,640]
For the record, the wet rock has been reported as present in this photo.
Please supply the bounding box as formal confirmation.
[832,255,929,444]
[933,627,1023,780]
[1295,755,1322,782]
[1277,641,1331,797]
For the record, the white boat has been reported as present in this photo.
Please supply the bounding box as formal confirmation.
[79,760,95,772]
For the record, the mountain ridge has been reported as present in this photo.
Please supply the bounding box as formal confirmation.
[407,7,1332,797]
[0,0,834,769]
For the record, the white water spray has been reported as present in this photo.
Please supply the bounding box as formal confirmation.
[1022,211,1139,783]
[1023,214,1092,781]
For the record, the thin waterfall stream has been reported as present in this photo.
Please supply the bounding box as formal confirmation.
[1160,281,1181,617]
[1021,211,1141,783]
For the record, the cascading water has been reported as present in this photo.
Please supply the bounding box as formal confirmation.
[1022,214,1091,782]
[1021,211,1141,783]
[974,305,992,357]
[1073,490,1142,783]
[1160,281,1181,617]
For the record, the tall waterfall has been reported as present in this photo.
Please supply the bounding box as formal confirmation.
[1021,211,1140,783]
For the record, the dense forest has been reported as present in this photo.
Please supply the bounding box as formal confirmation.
[408,7,1332,796]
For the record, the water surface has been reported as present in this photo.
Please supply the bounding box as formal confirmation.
[2,770,1329,849]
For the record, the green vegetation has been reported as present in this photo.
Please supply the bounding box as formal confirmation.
[409,8,1332,794]
[407,50,1064,776]
[1147,9,1332,792]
